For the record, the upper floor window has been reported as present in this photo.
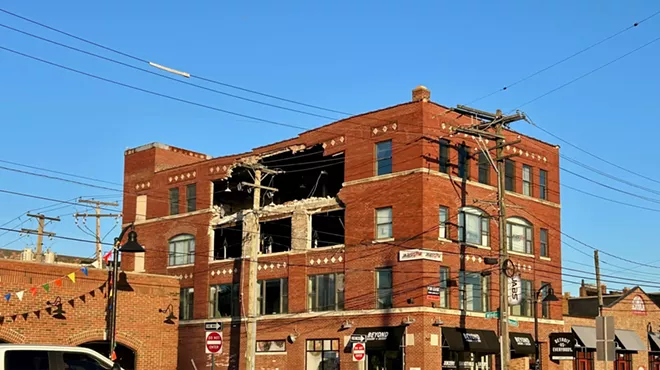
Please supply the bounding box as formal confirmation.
[258,278,288,315]
[439,267,450,308]
[539,169,548,200]
[376,140,392,175]
[510,279,533,317]
[522,165,532,196]
[186,184,197,212]
[459,271,489,312]
[376,267,393,309]
[439,139,450,173]
[376,207,393,240]
[458,207,489,247]
[478,152,490,185]
[507,217,533,254]
[308,273,344,312]
[169,234,195,266]
[439,206,449,239]
[169,188,179,215]
[457,143,470,179]
[209,283,239,318]
[180,287,194,320]
[540,228,549,257]
[505,160,516,191]
[541,281,551,319]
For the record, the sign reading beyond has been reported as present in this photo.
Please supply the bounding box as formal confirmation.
[398,249,443,262]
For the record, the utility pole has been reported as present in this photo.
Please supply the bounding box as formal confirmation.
[74,199,120,268]
[21,213,60,262]
[453,105,525,370]
[595,250,603,315]
[239,165,280,370]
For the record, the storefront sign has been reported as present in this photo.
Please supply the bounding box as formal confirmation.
[442,360,457,369]
[366,331,390,341]
[427,286,441,301]
[513,336,532,346]
[632,295,647,315]
[462,333,482,343]
[398,249,443,262]
[508,274,522,306]
[549,332,576,361]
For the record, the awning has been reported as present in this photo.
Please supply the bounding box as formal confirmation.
[572,326,596,349]
[442,327,500,354]
[649,333,660,352]
[615,330,646,351]
[351,326,405,351]
[510,332,536,355]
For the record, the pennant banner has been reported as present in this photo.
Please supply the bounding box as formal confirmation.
[15,291,24,302]
[54,279,63,288]
[42,283,50,293]
[3,263,93,304]
[81,267,89,276]
[29,287,38,297]
[4,293,10,302]
[67,272,76,284]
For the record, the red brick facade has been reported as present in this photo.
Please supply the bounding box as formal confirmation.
[121,87,563,370]
[0,259,179,370]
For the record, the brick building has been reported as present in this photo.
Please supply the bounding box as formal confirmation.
[563,286,660,370]
[0,258,179,370]
[120,86,564,370]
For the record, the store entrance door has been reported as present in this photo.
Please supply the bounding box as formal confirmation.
[367,350,402,370]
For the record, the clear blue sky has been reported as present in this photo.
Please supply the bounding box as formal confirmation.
[1,0,659,294]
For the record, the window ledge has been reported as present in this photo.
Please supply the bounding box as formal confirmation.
[256,352,287,356]
[167,263,195,269]
[438,237,452,243]
[372,238,395,244]
[508,250,535,258]
[540,256,551,261]
[210,257,240,264]
[466,243,491,250]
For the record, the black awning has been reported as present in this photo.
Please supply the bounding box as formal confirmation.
[510,332,535,356]
[650,333,660,352]
[442,327,500,354]
[351,326,405,351]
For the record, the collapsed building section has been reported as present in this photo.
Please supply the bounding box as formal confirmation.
[311,209,345,248]
[214,222,243,260]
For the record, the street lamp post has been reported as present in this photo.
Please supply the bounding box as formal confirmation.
[108,224,145,360]
[533,283,559,370]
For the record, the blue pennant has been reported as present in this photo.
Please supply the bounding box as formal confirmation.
[81,267,89,276]
[4,293,10,302]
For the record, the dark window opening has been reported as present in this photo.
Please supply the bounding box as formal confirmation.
[505,159,516,191]
[212,167,256,214]
[260,217,292,254]
[439,139,450,173]
[186,183,197,212]
[478,152,490,184]
[210,283,240,318]
[457,143,470,179]
[311,209,345,248]
[169,188,179,215]
[258,278,288,315]
[539,169,548,200]
[214,223,243,260]
[376,140,393,175]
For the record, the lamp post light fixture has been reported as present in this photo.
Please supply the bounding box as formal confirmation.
[533,283,559,370]
[108,224,145,360]
[159,304,178,325]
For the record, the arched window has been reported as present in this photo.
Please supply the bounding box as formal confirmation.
[169,234,195,266]
[506,217,533,254]
[458,207,489,247]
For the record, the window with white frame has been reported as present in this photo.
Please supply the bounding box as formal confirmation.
[458,207,489,247]
[459,271,489,312]
[168,234,195,266]
[375,207,393,240]
[439,206,449,239]
[308,273,345,312]
[522,165,532,196]
[507,218,533,254]
[179,287,194,320]
[376,267,393,309]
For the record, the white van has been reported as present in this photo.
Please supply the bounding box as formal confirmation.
[0,344,121,370]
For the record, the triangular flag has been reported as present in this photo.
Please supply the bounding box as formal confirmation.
[9,315,16,322]
[42,283,50,292]
[79,294,86,303]
[89,290,95,298]
[33,310,41,319]
[21,313,28,321]
[0,317,4,325]
[55,279,63,287]
[15,291,24,301]
[4,293,10,302]
[111,350,117,361]
[67,272,76,283]
[103,250,112,265]
[68,299,75,308]
[29,287,38,296]
[81,267,89,276]
[45,307,52,315]
[99,284,106,294]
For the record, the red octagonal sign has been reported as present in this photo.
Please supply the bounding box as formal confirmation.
[353,342,365,362]
[206,331,223,354]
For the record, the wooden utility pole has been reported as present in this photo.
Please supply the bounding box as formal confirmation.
[21,213,60,262]
[453,106,525,370]
[74,199,120,268]
[240,165,280,370]
[595,250,603,314]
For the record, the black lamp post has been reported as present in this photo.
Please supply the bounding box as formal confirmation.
[108,224,145,360]
[534,283,559,370]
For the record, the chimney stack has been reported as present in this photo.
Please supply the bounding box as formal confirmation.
[412,86,431,102]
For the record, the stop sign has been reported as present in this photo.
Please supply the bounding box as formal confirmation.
[206,331,223,354]
[352,342,365,361]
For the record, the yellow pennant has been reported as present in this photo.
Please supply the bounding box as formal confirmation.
[67,272,76,283]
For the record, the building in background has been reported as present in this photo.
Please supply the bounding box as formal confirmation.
[0,258,179,370]
[120,86,563,370]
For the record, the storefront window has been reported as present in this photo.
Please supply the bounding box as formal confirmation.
[649,353,660,370]
[615,352,632,370]
[442,349,491,370]
[306,339,339,370]
[573,349,594,370]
